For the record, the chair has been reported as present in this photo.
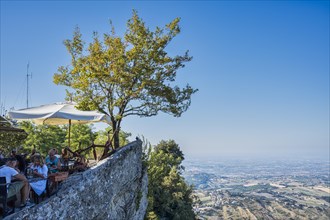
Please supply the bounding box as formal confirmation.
[0,177,17,218]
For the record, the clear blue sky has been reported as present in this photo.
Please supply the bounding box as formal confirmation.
[1,1,329,160]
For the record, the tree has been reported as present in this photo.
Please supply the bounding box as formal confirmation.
[0,116,27,155]
[19,121,66,155]
[146,140,195,220]
[94,126,131,158]
[67,124,96,152]
[53,10,198,149]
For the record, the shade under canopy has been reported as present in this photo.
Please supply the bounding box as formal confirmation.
[8,102,111,148]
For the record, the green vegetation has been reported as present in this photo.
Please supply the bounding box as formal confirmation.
[2,11,197,218]
[4,121,195,219]
[19,121,67,155]
[68,124,96,152]
[53,10,197,150]
[0,116,27,155]
[146,140,195,220]
[5,121,129,158]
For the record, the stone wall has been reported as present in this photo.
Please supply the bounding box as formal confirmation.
[6,139,148,220]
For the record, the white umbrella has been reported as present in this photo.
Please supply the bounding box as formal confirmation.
[8,102,111,147]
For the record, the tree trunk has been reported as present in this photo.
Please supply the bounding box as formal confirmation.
[100,117,120,159]
[113,125,120,149]
[111,119,120,150]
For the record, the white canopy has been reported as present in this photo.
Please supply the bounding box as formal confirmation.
[8,102,111,125]
[8,102,110,148]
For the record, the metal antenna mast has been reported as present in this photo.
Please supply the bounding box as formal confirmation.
[26,62,32,108]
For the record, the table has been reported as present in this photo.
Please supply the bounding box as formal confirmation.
[47,172,69,196]
[27,172,68,197]
[48,172,69,182]
[27,177,45,183]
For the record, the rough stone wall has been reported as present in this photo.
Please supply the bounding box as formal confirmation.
[6,139,148,220]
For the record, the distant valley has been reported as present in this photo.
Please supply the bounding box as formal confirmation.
[183,159,330,219]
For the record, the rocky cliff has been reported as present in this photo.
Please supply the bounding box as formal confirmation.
[6,139,148,220]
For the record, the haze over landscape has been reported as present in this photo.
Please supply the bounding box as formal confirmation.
[0,1,329,161]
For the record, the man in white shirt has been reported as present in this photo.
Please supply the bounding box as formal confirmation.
[0,157,30,207]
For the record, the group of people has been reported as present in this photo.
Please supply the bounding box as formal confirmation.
[0,148,63,208]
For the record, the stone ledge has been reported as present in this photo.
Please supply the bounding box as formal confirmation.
[5,139,148,220]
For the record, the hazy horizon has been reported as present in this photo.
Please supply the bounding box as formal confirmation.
[183,151,330,163]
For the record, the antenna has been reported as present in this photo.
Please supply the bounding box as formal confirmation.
[26,62,32,108]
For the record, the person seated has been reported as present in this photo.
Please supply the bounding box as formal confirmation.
[61,148,69,170]
[27,148,38,163]
[53,148,61,159]
[45,149,61,173]
[73,156,87,172]
[10,150,26,174]
[29,156,48,196]
[0,157,30,208]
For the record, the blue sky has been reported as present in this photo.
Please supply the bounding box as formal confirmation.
[1,1,329,160]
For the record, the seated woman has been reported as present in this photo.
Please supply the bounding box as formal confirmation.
[29,155,48,196]
[27,148,40,164]
[45,149,61,173]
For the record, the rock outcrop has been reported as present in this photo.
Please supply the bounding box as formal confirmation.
[6,139,148,220]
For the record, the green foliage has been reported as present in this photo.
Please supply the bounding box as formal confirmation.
[67,124,96,151]
[0,117,27,155]
[93,128,110,146]
[53,10,197,149]
[146,212,158,220]
[140,135,152,171]
[18,121,100,157]
[19,121,66,155]
[93,126,131,158]
[0,132,27,155]
[146,140,195,220]
[118,130,131,146]
[94,126,131,146]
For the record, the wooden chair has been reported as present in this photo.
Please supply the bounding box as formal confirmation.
[0,177,17,218]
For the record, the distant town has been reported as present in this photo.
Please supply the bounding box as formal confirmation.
[183,158,330,219]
